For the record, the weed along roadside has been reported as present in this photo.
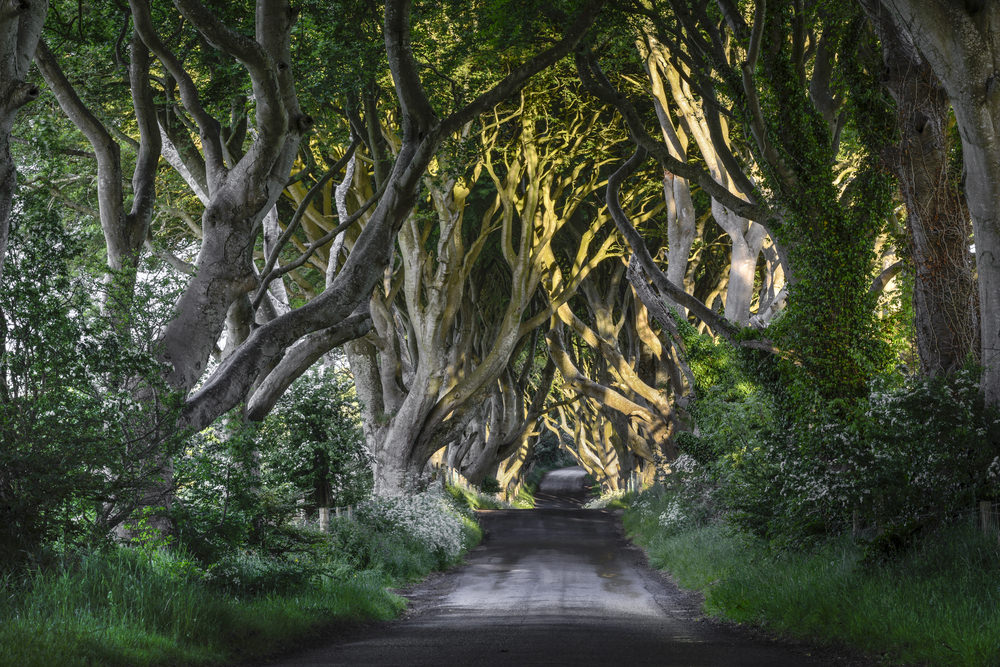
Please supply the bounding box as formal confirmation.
[0,488,483,667]
[621,485,1000,667]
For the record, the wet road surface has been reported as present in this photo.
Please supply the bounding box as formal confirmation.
[261,470,862,666]
[533,466,591,508]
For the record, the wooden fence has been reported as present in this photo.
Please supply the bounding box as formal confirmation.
[314,505,355,533]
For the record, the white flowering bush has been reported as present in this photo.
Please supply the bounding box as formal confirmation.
[622,455,718,540]
[717,369,1000,550]
[583,489,628,509]
[659,310,1000,552]
[356,489,475,562]
[657,498,687,530]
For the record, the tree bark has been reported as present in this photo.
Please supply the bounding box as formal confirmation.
[879,0,1000,401]
[869,1,980,376]
[0,0,47,279]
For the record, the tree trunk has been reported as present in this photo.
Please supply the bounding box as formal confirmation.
[0,0,47,278]
[868,1,979,375]
[880,0,1000,401]
[0,116,19,280]
[723,220,768,326]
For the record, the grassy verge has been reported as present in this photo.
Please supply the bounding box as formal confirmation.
[624,496,1000,666]
[584,489,635,509]
[444,483,507,510]
[1,493,481,667]
[0,554,402,667]
[511,482,536,508]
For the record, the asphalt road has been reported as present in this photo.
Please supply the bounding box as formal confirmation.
[261,468,862,666]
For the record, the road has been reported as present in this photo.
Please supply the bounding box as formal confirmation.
[261,468,862,666]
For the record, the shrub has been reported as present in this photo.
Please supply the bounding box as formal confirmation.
[204,550,323,595]
[710,369,1000,549]
[480,476,501,494]
[0,211,181,566]
[355,489,477,565]
[258,365,372,509]
[674,319,1000,550]
[172,365,371,569]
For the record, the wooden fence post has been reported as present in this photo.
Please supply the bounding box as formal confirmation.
[318,507,330,533]
[980,501,993,535]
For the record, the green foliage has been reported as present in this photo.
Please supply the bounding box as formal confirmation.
[717,369,1000,550]
[674,319,778,467]
[480,476,502,494]
[0,545,405,667]
[583,489,635,509]
[172,365,370,565]
[0,485,481,665]
[259,365,372,508]
[0,210,181,566]
[166,365,372,602]
[675,318,1000,550]
[444,483,505,510]
[293,0,385,114]
[625,505,1000,667]
[737,3,896,401]
[172,422,267,565]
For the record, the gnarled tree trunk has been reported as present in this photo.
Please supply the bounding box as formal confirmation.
[0,0,47,279]
[873,0,982,377]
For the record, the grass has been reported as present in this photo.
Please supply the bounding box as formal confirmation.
[511,482,536,508]
[1,499,481,667]
[625,498,1000,666]
[444,483,507,510]
[0,549,404,667]
[584,489,635,509]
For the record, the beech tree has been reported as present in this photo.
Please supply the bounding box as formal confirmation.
[346,89,618,493]
[580,1,895,400]
[24,0,605,521]
[545,390,627,490]
[546,262,686,482]
[0,0,47,278]
[861,1,978,377]
[441,341,556,486]
[877,0,1000,402]
[638,32,778,327]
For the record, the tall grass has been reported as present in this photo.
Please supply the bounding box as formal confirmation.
[625,498,1000,666]
[0,547,403,667]
[1,491,481,667]
[444,482,507,510]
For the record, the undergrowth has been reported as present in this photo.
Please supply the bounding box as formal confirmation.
[624,492,1000,666]
[0,489,481,667]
